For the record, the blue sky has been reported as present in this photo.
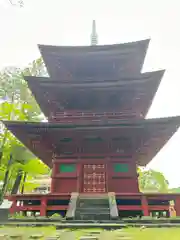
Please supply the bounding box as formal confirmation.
[0,0,180,187]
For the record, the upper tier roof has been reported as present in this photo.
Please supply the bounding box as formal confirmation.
[4,116,180,167]
[24,70,164,120]
[38,39,150,81]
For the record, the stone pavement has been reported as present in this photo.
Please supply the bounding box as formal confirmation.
[0,230,132,239]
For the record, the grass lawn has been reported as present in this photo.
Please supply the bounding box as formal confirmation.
[127,228,180,240]
[0,227,180,239]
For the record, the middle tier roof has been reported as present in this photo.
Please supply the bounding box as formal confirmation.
[24,70,164,121]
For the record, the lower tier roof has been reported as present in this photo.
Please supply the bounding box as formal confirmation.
[3,116,180,167]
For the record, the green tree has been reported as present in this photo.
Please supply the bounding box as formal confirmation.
[169,187,180,193]
[138,168,169,193]
[0,58,49,198]
[0,105,49,198]
[0,57,47,119]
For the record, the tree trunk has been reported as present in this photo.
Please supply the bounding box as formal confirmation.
[21,172,27,194]
[0,154,13,203]
[11,170,23,194]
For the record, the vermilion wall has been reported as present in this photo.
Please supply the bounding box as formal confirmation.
[107,159,139,193]
[51,157,140,194]
[108,178,139,193]
[175,197,180,216]
[51,159,79,193]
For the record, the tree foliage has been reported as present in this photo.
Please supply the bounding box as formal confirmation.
[0,58,47,118]
[0,58,49,197]
[138,168,169,193]
[169,187,180,193]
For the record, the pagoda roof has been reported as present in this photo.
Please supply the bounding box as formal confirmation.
[24,70,164,119]
[4,116,180,167]
[38,39,150,81]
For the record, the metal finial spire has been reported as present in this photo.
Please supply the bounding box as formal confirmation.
[91,20,98,46]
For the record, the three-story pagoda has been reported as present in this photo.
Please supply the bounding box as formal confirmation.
[6,21,180,219]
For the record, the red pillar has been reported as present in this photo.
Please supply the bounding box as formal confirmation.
[174,197,180,216]
[9,199,17,214]
[141,196,149,216]
[40,197,47,216]
[51,178,56,193]
[77,162,82,192]
[51,160,56,193]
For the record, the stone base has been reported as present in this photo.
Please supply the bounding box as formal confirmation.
[0,200,13,222]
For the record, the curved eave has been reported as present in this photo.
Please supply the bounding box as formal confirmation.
[24,70,165,119]
[38,39,150,80]
[3,116,180,167]
[38,39,150,54]
[136,123,179,166]
[24,69,164,86]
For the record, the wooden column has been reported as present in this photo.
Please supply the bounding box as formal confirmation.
[174,197,180,216]
[9,199,17,214]
[77,161,82,192]
[40,197,47,216]
[51,160,56,193]
[141,196,149,216]
[51,178,56,193]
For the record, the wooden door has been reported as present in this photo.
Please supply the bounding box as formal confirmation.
[82,164,106,193]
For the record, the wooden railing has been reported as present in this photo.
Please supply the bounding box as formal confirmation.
[49,111,141,122]
[8,193,180,217]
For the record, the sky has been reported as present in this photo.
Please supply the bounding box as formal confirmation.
[0,0,180,187]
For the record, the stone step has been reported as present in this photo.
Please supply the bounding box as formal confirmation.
[79,196,108,199]
[76,212,110,217]
[75,194,111,220]
[76,211,110,215]
[76,208,110,213]
[77,204,109,209]
[76,206,110,212]
[76,215,110,220]
[78,201,109,206]
[78,200,109,204]
[78,200,108,203]
[78,197,108,202]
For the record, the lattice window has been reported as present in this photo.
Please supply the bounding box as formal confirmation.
[83,164,106,193]
[84,164,105,170]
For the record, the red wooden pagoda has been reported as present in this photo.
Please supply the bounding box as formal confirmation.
[5,22,180,219]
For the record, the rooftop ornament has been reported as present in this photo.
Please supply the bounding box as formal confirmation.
[8,0,24,7]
